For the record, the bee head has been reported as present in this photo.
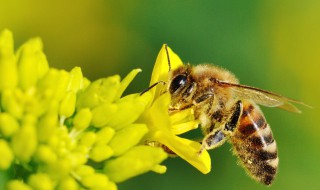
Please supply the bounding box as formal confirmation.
[168,65,192,94]
[169,74,187,94]
[167,65,196,110]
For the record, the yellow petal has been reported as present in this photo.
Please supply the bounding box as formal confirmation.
[139,91,211,173]
[169,108,199,135]
[115,68,142,100]
[151,131,211,174]
[169,108,195,124]
[139,93,171,133]
[149,44,183,99]
[170,120,199,135]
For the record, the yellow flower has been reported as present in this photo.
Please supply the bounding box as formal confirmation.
[139,44,211,174]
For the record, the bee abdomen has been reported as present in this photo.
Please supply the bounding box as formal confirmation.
[231,102,278,185]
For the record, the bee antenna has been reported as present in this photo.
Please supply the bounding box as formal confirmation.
[140,81,166,96]
[164,44,171,71]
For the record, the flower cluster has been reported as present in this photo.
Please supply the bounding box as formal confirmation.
[0,29,210,190]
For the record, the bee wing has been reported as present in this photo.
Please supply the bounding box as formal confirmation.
[215,80,310,113]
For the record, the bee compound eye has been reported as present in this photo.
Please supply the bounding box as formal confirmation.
[169,74,187,93]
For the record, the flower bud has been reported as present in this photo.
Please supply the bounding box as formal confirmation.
[74,165,95,177]
[79,131,97,147]
[108,124,148,156]
[91,93,151,129]
[37,112,58,142]
[151,164,167,174]
[11,122,37,162]
[1,89,23,119]
[95,127,115,145]
[0,112,19,137]
[104,146,167,182]
[57,177,78,190]
[34,145,57,164]
[5,180,32,190]
[73,108,92,131]
[59,91,76,118]
[16,38,48,90]
[28,173,54,190]
[0,29,18,91]
[46,159,72,180]
[89,144,113,162]
[67,67,83,92]
[76,75,120,109]
[81,173,109,189]
[0,139,14,169]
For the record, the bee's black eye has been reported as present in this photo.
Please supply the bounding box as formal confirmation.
[169,74,187,93]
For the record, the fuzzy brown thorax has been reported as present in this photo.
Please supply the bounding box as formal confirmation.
[168,64,239,130]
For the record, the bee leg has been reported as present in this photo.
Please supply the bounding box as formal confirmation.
[199,101,242,154]
[225,100,242,132]
[199,128,227,155]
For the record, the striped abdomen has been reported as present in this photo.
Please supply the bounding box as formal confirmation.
[230,101,278,185]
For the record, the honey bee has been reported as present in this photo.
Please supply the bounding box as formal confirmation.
[144,45,308,186]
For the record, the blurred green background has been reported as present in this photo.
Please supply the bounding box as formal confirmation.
[1,0,319,189]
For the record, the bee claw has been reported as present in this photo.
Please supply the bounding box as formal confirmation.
[197,145,205,156]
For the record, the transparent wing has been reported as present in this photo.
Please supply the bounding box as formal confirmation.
[214,80,310,113]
